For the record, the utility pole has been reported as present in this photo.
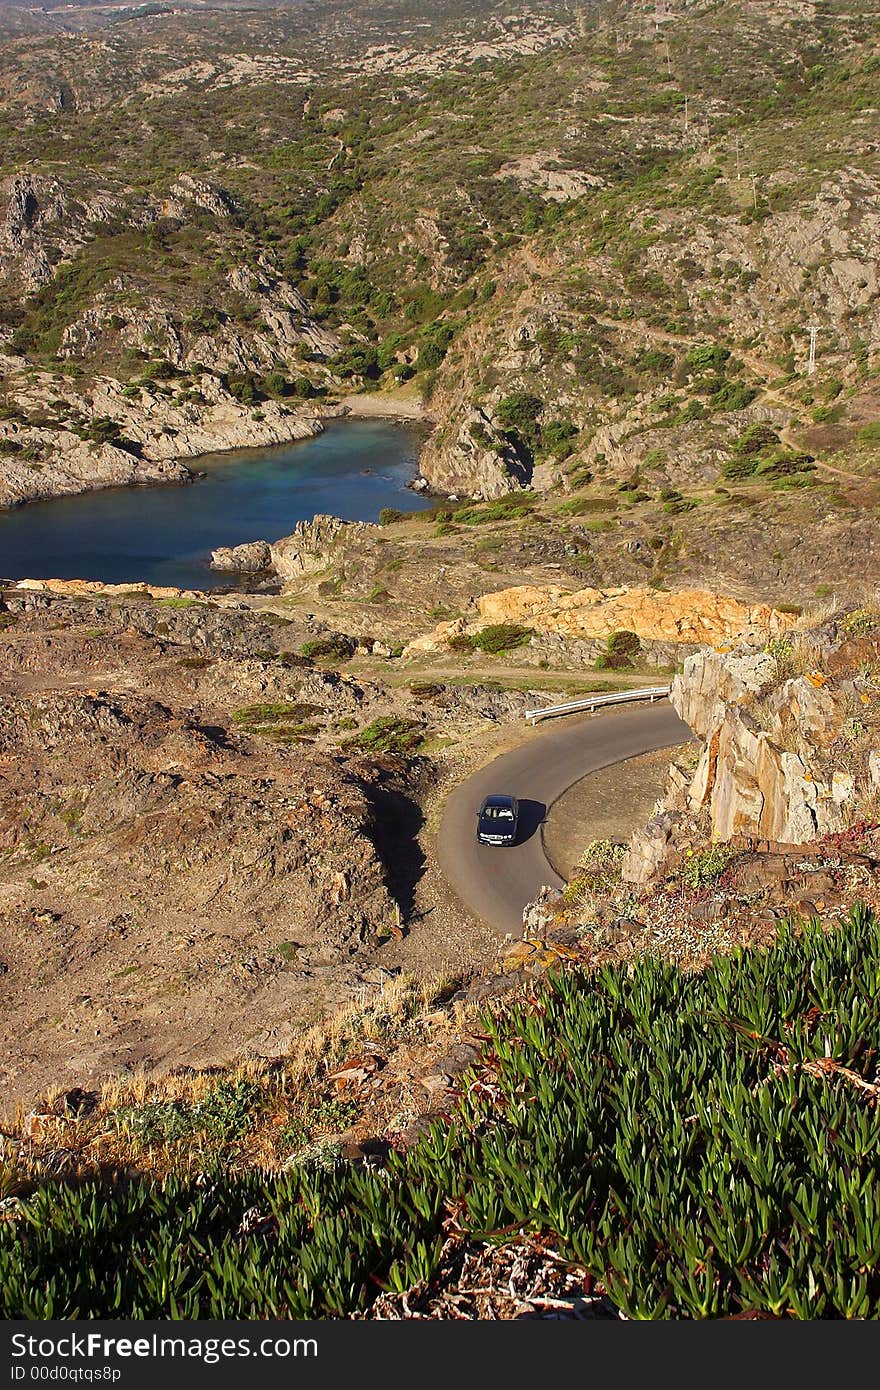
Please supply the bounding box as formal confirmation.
[735,134,742,180]
[807,325,819,376]
[683,94,689,136]
[751,175,758,210]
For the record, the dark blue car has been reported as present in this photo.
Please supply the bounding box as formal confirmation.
[476,794,519,846]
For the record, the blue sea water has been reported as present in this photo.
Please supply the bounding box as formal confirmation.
[0,419,430,590]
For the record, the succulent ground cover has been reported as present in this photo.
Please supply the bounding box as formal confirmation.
[2,908,880,1318]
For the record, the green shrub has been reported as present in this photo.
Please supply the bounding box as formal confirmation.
[720,455,759,481]
[231,702,324,743]
[301,634,356,662]
[345,717,424,755]
[632,348,673,374]
[112,1080,264,1152]
[416,340,446,372]
[732,423,780,456]
[811,404,843,424]
[224,373,264,405]
[495,392,544,439]
[679,842,738,890]
[755,450,816,480]
[454,494,535,524]
[595,629,641,670]
[541,419,579,459]
[263,371,290,398]
[710,380,758,412]
[469,623,533,655]
[141,359,181,382]
[468,421,493,448]
[685,343,730,374]
[842,607,878,636]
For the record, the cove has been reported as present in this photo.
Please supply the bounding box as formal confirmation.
[0,419,430,590]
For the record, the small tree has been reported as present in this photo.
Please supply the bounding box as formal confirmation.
[596,630,641,670]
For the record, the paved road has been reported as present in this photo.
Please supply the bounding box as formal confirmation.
[437,702,693,937]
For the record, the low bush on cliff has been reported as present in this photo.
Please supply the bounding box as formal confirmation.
[232,702,324,743]
[344,717,424,755]
[595,629,641,670]
[469,622,533,655]
[4,907,880,1318]
[300,634,356,663]
[447,622,533,655]
[454,493,536,524]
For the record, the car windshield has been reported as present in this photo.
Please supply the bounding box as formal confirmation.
[483,806,514,819]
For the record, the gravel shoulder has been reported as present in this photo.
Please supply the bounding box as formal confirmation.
[543,745,689,879]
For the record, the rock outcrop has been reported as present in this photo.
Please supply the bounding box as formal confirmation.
[162,173,237,221]
[673,623,875,847]
[270,515,379,582]
[621,810,679,886]
[418,405,528,500]
[618,609,880,883]
[210,541,272,573]
[404,584,796,656]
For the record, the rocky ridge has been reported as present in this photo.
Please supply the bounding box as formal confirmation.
[404,583,796,655]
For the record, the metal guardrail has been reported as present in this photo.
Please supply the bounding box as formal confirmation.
[524,685,671,724]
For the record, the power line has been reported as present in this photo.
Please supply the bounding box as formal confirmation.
[807,325,820,376]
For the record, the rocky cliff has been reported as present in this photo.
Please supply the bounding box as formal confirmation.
[270,514,380,582]
[672,629,878,845]
[0,355,323,508]
[622,605,880,883]
[418,401,530,500]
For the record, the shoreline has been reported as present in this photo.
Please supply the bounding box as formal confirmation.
[0,414,435,590]
[0,408,435,512]
[332,390,428,423]
[0,408,325,513]
[0,398,432,515]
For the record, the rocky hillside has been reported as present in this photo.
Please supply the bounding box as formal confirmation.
[0,0,877,601]
[0,580,561,1104]
[514,598,880,980]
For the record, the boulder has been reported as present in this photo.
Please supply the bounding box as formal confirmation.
[210,540,272,573]
[621,810,680,884]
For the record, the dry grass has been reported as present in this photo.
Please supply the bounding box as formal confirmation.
[0,972,469,1194]
[795,594,880,634]
[854,785,880,825]
[794,597,841,630]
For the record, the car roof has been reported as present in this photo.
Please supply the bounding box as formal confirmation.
[481,794,516,809]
